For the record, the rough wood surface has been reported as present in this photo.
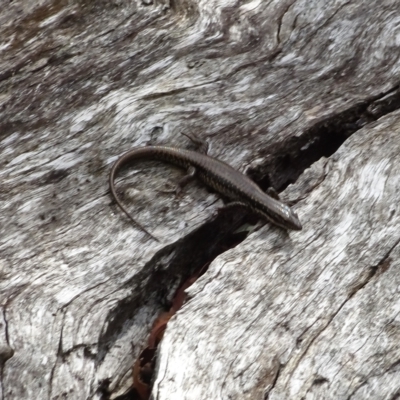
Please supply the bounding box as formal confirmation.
[1,0,400,399]
[154,112,400,399]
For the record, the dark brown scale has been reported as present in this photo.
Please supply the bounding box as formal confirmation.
[109,146,302,241]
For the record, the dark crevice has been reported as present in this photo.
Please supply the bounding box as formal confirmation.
[264,361,283,399]
[43,169,70,185]
[276,1,296,45]
[97,207,252,361]
[387,359,400,374]
[347,264,380,299]
[312,376,329,386]
[48,312,65,400]
[98,207,253,399]
[348,236,400,298]
[0,309,13,365]
[112,387,142,400]
[0,308,14,400]
[389,392,400,400]
[105,84,400,398]
[248,83,400,192]
[346,381,368,400]
[60,343,98,360]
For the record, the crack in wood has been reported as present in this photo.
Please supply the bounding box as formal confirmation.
[248,83,400,193]
[97,208,249,364]
[348,237,400,298]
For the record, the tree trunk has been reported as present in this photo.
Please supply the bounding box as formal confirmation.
[1,0,399,399]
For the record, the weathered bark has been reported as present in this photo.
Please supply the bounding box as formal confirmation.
[155,112,400,399]
[0,0,399,399]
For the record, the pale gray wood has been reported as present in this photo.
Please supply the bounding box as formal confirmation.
[154,111,400,399]
[0,0,399,399]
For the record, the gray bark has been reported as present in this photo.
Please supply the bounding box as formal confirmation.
[155,112,400,400]
[0,0,399,399]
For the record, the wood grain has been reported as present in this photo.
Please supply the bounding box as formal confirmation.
[0,0,400,398]
[154,111,400,399]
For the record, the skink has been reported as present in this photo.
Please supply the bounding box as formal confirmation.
[109,145,302,241]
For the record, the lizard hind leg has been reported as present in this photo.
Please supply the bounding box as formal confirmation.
[160,165,196,196]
